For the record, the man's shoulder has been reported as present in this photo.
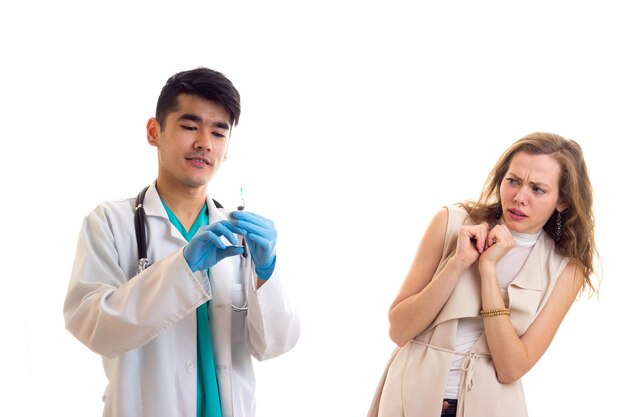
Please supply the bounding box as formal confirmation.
[86,196,136,225]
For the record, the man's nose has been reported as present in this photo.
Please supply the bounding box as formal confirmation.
[194,128,213,151]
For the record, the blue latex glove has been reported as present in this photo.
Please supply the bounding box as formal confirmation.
[183,221,244,272]
[229,211,277,280]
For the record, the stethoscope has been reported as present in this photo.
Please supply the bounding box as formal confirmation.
[133,185,248,312]
[134,186,151,274]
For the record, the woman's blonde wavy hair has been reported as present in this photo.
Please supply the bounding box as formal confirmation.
[460,132,599,294]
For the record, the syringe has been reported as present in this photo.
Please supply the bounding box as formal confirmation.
[237,186,245,211]
[236,186,247,258]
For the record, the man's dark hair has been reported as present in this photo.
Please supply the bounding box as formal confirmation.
[155,67,241,129]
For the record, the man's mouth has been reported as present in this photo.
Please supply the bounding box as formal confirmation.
[186,156,212,165]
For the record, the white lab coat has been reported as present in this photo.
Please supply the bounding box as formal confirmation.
[63,184,300,417]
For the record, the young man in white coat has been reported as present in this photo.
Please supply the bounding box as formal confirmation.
[64,67,300,417]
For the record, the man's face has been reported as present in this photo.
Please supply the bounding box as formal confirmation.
[148,94,231,190]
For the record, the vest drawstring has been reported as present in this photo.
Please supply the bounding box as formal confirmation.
[411,340,491,417]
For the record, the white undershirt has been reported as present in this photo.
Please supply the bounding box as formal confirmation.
[443,229,542,398]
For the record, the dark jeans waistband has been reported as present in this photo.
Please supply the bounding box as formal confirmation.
[441,398,457,417]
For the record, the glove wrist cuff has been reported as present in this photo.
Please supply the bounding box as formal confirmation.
[183,245,204,272]
[255,256,276,280]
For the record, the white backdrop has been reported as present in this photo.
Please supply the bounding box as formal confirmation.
[1,1,623,416]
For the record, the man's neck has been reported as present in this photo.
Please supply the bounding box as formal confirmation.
[155,179,208,230]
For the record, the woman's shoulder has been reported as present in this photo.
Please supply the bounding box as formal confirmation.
[541,232,571,266]
[444,204,472,226]
[431,204,471,249]
[446,204,467,216]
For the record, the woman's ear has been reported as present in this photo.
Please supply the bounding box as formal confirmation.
[556,198,568,213]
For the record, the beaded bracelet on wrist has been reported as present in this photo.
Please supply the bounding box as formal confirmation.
[479,307,510,317]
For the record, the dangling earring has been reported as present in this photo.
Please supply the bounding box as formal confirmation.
[554,211,562,243]
[495,205,502,220]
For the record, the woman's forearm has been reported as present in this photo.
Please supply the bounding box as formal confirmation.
[389,256,469,346]
[479,263,530,383]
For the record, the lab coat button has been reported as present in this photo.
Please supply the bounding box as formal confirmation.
[186,361,195,369]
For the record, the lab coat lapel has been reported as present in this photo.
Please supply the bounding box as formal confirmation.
[142,183,168,218]
[142,183,188,243]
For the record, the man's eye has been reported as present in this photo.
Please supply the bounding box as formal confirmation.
[181,125,196,131]
[213,132,225,138]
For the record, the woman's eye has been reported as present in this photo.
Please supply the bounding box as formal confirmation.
[533,186,546,194]
[506,177,519,185]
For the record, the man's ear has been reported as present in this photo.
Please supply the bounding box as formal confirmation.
[147,118,159,146]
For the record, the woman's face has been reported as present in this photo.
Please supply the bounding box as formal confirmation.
[499,151,567,234]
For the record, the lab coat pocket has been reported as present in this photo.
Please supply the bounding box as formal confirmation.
[231,283,247,343]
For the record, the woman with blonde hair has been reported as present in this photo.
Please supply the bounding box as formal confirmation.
[368,132,599,417]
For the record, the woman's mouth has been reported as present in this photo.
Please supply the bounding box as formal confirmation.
[508,208,527,221]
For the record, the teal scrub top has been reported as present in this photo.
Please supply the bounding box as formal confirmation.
[162,201,222,417]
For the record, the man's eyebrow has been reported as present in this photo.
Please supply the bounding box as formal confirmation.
[178,113,203,123]
[177,113,230,130]
[214,121,230,130]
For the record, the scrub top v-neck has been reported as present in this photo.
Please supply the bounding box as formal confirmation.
[162,201,222,417]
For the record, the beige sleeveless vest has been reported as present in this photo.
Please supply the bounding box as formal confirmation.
[367,205,569,417]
